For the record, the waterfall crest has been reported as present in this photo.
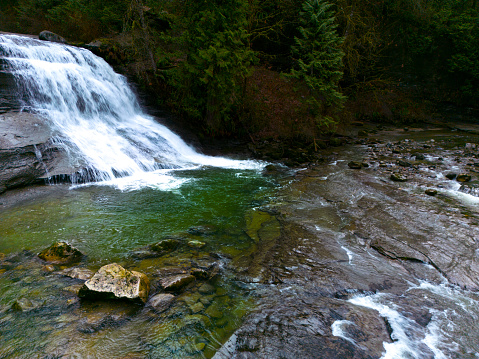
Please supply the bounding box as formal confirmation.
[0,34,261,188]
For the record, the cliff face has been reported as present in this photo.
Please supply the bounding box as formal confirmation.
[0,111,71,193]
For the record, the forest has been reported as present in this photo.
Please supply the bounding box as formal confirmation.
[1,0,478,141]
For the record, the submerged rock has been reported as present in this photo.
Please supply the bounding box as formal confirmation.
[11,298,44,312]
[130,237,180,259]
[150,238,180,253]
[445,173,457,180]
[147,293,175,313]
[38,242,84,264]
[160,274,195,292]
[60,267,94,281]
[78,263,150,303]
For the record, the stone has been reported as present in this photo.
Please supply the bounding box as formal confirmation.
[39,30,67,44]
[397,160,412,167]
[187,240,206,249]
[191,268,209,280]
[188,225,217,236]
[149,238,179,253]
[147,293,175,313]
[347,161,362,169]
[43,265,55,272]
[63,284,83,295]
[198,283,215,295]
[205,304,224,319]
[38,242,84,264]
[445,173,457,180]
[425,189,437,196]
[11,298,43,312]
[390,173,407,182]
[189,302,205,314]
[195,343,206,351]
[456,174,472,182]
[78,263,150,304]
[413,153,425,160]
[182,292,202,306]
[159,274,195,292]
[59,267,94,281]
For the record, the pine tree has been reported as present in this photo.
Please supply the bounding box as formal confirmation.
[289,0,345,119]
[168,0,256,133]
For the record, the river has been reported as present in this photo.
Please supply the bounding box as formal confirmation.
[1,34,479,358]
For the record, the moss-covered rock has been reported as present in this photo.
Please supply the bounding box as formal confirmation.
[38,242,84,265]
[78,263,150,304]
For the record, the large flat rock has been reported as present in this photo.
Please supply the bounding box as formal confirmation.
[0,111,73,193]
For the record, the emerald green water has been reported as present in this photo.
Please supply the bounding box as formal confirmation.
[0,167,277,358]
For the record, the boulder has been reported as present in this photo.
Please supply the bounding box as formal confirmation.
[0,112,73,193]
[38,242,84,264]
[78,263,150,303]
[39,31,67,44]
[445,173,457,180]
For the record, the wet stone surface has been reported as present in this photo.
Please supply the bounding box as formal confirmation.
[1,122,479,358]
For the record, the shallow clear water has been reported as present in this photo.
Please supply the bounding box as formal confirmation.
[0,168,277,358]
[0,168,273,263]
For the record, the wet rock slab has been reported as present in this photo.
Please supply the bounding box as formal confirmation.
[0,111,73,193]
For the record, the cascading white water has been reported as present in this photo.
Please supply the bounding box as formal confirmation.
[0,34,262,189]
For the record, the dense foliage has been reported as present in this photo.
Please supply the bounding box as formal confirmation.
[1,0,478,139]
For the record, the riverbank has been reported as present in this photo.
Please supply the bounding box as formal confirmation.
[213,122,479,358]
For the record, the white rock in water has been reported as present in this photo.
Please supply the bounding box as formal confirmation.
[78,263,150,303]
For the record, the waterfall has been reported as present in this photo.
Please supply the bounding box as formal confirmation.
[0,34,261,188]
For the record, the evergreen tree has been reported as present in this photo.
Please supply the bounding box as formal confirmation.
[289,0,345,120]
[167,0,255,133]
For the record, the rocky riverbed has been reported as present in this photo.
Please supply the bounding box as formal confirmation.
[1,121,479,358]
[214,121,479,358]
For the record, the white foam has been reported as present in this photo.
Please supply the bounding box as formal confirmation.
[341,245,354,265]
[331,320,357,345]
